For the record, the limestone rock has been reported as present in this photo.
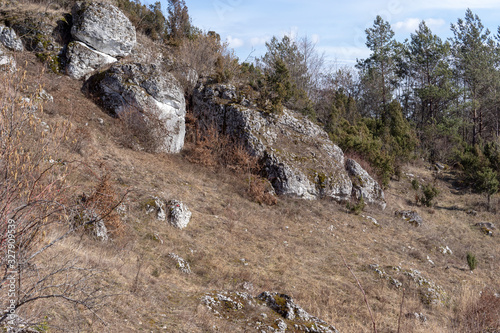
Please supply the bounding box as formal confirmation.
[71,2,136,57]
[167,200,191,229]
[395,210,423,226]
[0,25,23,51]
[475,222,495,236]
[346,158,386,209]
[79,208,108,241]
[193,83,353,202]
[168,253,191,274]
[0,46,16,71]
[202,291,339,333]
[84,63,186,153]
[257,292,340,332]
[65,41,117,79]
[144,197,166,221]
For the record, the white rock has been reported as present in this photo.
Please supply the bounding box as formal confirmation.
[66,41,117,79]
[167,200,191,229]
[71,2,136,57]
[0,25,23,51]
[84,63,186,153]
[346,158,386,209]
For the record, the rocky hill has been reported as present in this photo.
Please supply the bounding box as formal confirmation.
[0,2,499,333]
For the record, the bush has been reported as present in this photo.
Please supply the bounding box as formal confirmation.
[454,289,500,332]
[418,183,439,207]
[466,252,477,271]
[347,197,365,215]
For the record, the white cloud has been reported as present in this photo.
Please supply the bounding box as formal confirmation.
[394,18,446,32]
[311,34,320,44]
[394,18,422,32]
[226,36,244,48]
[417,0,500,9]
[425,18,446,30]
[250,36,270,46]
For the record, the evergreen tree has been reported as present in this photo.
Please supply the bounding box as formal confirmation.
[451,9,496,145]
[357,16,397,120]
[407,21,454,126]
[259,36,311,114]
[166,0,191,42]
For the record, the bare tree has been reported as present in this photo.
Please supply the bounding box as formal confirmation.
[0,68,122,330]
[297,35,325,102]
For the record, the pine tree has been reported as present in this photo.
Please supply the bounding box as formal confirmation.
[357,16,397,120]
[166,0,191,42]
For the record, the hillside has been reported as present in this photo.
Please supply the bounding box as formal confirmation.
[0,1,499,333]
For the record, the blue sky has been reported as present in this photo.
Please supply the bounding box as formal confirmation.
[145,0,500,66]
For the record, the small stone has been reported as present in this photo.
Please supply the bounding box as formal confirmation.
[395,210,423,227]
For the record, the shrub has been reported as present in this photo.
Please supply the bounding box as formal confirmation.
[117,107,170,153]
[466,252,477,271]
[347,197,365,215]
[247,175,277,206]
[411,179,419,191]
[454,289,500,332]
[418,183,439,207]
[0,65,109,328]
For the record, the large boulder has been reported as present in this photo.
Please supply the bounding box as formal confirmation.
[346,158,386,209]
[65,41,117,79]
[84,63,186,153]
[0,25,23,51]
[193,83,353,202]
[71,2,136,57]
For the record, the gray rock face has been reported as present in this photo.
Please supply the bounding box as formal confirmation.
[0,25,23,51]
[71,2,136,57]
[84,63,186,153]
[346,158,386,209]
[167,200,192,229]
[395,210,423,226]
[65,41,117,79]
[193,83,353,202]
[257,292,340,333]
[0,46,16,71]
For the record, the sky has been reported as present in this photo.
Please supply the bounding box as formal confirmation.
[144,0,500,67]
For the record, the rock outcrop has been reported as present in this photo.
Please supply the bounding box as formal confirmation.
[0,25,23,51]
[346,158,386,209]
[193,83,355,202]
[71,2,136,57]
[65,41,117,79]
[0,46,16,71]
[395,210,423,226]
[167,200,191,229]
[202,291,340,333]
[84,63,186,153]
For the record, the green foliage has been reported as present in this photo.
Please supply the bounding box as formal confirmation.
[259,35,313,116]
[347,197,365,215]
[457,144,500,209]
[476,167,499,210]
[466,252,477,271]
[117,0,167,40]
[418,183,439,207]
[411,179,420,191]
[327,96,416,186]
[166,0,191,43]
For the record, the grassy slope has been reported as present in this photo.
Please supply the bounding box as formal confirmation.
[14,46,500,333]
